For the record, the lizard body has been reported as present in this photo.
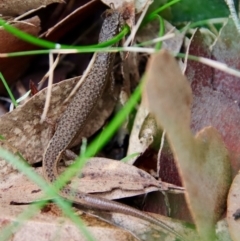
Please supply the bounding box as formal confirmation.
[43,10,186,241]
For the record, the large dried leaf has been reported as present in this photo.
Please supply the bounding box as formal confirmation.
[88,208,198,241]
[0,203,138,241]
[0,168,45,204]
[0,165,193,241]
[70,157,183,199]
[0,0,64,16]
[143,50,232,240]
[1,158,182,204]
[0,77,120,177]
[0,200,198,241]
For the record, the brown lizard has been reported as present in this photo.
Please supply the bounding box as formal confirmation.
[42,9,186,241]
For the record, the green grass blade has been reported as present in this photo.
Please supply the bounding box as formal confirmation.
[0,72,17,107]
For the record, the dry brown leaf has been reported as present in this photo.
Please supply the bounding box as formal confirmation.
[0,16,41,92]
[0,165,191,241]
[1,161,181,205]
[0,200,198,241]
[0,77,120,177]
[0,203,138,241]
[0,168,46,204]
[70,157,183,200]
[227,171,240,241]
[88,208,198,241]
[1,158,183,204]
[143,50,232,240]
[0,0,64,16]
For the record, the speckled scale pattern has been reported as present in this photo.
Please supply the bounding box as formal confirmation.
[43,10,120,182]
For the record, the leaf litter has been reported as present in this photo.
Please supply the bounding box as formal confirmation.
[1,1,240,240]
